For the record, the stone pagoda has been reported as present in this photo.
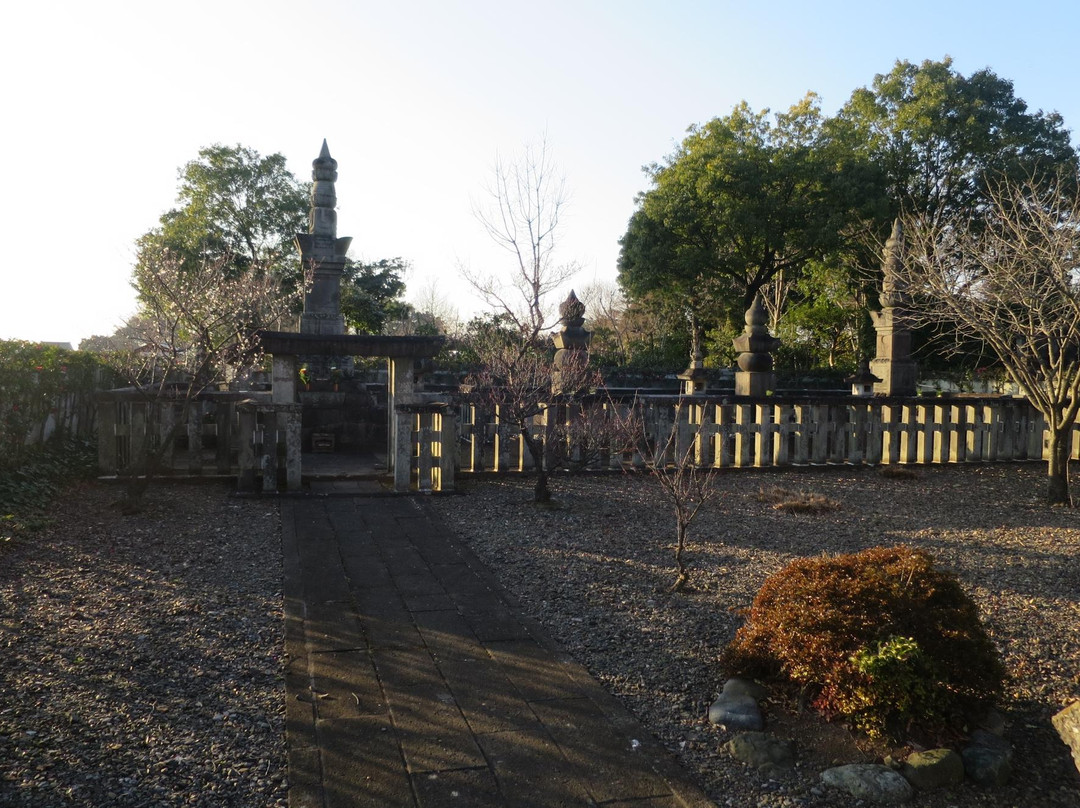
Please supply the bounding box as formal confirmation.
[297,140,352,336]
[870,219,917,396]
[733,294,780,397]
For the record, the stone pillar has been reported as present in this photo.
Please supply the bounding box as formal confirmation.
[552,290,592,395]
[388,356,418,491]
[871,219,918,396]
[272,354,299,405]
[733,295,780,397]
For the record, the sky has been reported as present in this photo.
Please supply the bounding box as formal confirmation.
[3,0,1079,348]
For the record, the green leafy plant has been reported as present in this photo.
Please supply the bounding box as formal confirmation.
[849,636,944,738]
[721,545,1004,741]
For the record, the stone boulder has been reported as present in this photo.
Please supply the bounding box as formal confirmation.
[1052,700,1080,776]
[708,678,766,731]
[821,763,913,804]
[901,748,964,790]
[724,731,795,779]
[961,744,1012,787]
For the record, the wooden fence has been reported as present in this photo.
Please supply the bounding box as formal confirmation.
[97,390,1051,492]
[456,395,1047,474]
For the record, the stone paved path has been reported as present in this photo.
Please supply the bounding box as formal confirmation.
[283,484,715,807]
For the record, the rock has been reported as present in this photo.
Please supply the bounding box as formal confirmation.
[977,708,1007,737]
[724,731,795,777]
[821,763,914,804]
[722,677,770,702]
[961,744,1012,787]
[901,748,964,790]
[968,728,1012,758]
[708,692,764,731]
[1052,700,1080,776]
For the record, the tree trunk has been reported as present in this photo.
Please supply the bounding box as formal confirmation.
[1046,427,1072,506]
[671,516,688,592]
[522,428,551,504]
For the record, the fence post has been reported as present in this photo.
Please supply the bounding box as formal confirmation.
[437,405,457,491]
[97,396,118,474]
[866,402,883,465]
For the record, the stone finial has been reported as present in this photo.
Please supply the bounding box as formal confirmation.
[733,295,780,373]
[552,290,592,395]
[880,218,909,309]
[313,139,338,181]
[559,290,587,327]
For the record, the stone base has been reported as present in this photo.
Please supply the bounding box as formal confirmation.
[735,371,774,397]
[870,358,917,397]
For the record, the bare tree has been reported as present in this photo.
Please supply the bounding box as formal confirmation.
[579,281,632,365]
[461,137,581,338]
[902,173,1080,505]
[464,342,616,504]
[110,248,304,507]
[637,398,719,591]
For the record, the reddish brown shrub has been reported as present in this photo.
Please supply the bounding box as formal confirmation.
[720,546,1004,739]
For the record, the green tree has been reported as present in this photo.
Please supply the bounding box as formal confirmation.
[619,95,874,359]
[340,257,410,334]
[834,57,1077,228]
[137,143,309,286]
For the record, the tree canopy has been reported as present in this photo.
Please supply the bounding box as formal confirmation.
[833,57,1077,226]
[138,144,309,282]
[616,59,1078,371]
[618,95,876,343]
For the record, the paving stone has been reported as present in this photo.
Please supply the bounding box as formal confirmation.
[413,609,486,660]
[362,614,426,651]
[411,767,502,808]
[486,639,586,702]
[317,716,415,808]
[457,601,534,642]
[476,728,593,807]
[392,572,448,597]
[305,599,364,653]
[530,697,672,803]
[340,553,393,589]
[372,645,445,690]
[310,650,385,718]
[404,592,458,612]
[385,685,487,773]
[438,655,542,735]
[429,562,493,594]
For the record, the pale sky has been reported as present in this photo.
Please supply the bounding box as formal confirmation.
[2,0,1078,347]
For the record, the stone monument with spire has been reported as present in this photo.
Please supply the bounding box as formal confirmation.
[870,219,917,396]
[297,140,352,336]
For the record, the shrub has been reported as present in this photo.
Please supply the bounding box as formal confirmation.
[720,545,1004,740]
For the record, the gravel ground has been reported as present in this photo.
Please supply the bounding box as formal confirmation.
[1,465,1077,808]
[0,481,286,808]
[431,463,1080,808]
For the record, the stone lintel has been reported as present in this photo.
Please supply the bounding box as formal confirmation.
[258,330,444,359]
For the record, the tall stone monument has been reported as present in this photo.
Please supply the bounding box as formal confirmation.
[870,219,917,396]
[297,140,352,336]
[733,295,780,397]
